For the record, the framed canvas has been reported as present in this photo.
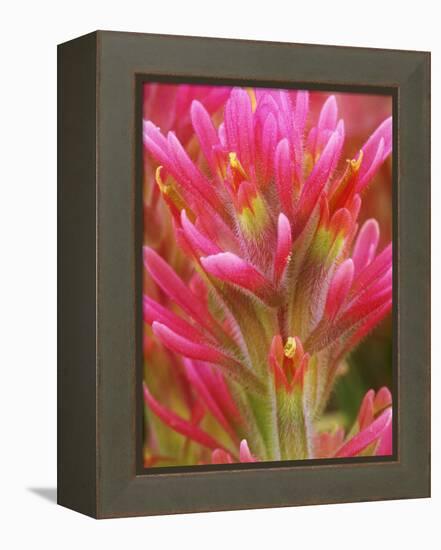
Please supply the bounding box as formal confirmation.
[58,31,430,518]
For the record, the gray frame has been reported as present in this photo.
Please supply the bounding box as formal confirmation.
[58,31,430,518]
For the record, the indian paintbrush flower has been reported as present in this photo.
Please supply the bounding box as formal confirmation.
[142,86,393,465]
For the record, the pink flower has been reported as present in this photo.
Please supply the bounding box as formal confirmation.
[142,86,393,464]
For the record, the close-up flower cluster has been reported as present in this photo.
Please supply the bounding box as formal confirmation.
[142,83,393,467]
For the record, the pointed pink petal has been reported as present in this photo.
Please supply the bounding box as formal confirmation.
[190,100,220,171]
[144,121,222,214]
[376,416,393,456]
[274,213,292,284]
[374,387,393,412]
[260,112,278,182]
[271,91,293,139]
[167,131,219,209]
[180,210,221,255]
[143,120,170,167]
[239,439,256,462]
[357,138,385,191]
[352,219,380,275]
[201,252,272,294]
[348,298,393,351]
[192,202,239,252]
[183,359,237,440]
[218,122,226,146]
[275,138,294,215]
[341,282,392,326]
[274,91,304,184]
[143,382,229,452]
[143,296,205,342]
[195,86,231,114]
[352,243,392,294]
[357,389,375,431]
[224,88,255,178]
[325,259,354,320]
[347,193,362,221]
[152,321,224,364]
[337,298,392,356]
[194,361,243,424]
[357,117,392,190]
[143,247,214,332]
[153,323,264,395]
[306,126,318,157]
[299,123,345,225]
[318,95,338,131]
[294,90,309,133]
[335,408,392,457]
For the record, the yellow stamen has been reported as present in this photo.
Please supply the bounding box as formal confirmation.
[347,150,364,173]
[284,337,297,359]
[155,166,189,215]
[246,88,257,112]
[228,152,247,179]
[155,166,169,194]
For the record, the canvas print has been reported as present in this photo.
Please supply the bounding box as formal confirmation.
[141,83,393,468]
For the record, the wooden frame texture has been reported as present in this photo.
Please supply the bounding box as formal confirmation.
[58,31,430,518]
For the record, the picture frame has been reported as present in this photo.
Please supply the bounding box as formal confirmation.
[58,30,430,518]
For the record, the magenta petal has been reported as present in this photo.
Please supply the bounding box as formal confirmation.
[195,361,243,423]
[154,322,264,395]
[375,387,392,411]
[335,408,392,458]
[299,124,345,222]
[325,259,354,320]
[357,116,392,190]
[201,252,272,294]
[357,389,375,431]
[183,359,236,439]
[294,90,309,133]
[143,382,229,452]
[357,138,385,191]
[239,439,256,462]
[144,247,214,331]
[224,88,255,177]
[167,131,218,207]
[318,95,338,131]
[143,296,205,342]
[143,120,174,168]
[376,417,393,456]
[274,213,292,284]
[341,282,392,327]
[152,321,224,364]
[180,210,221,255]
[260,112,278,182]
[352,243,392,294]
[275,138,294,215]
[190,100,220,170]
[352,219,380,275]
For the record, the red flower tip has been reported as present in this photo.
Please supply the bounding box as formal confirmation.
[269,335,308,392]
[324,259,354,320]
[335,407,392,458]
[239,439,256,462]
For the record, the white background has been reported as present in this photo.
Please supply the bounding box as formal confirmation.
[1,1,438,548]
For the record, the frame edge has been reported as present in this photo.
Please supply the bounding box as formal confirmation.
[57,31,99,518]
